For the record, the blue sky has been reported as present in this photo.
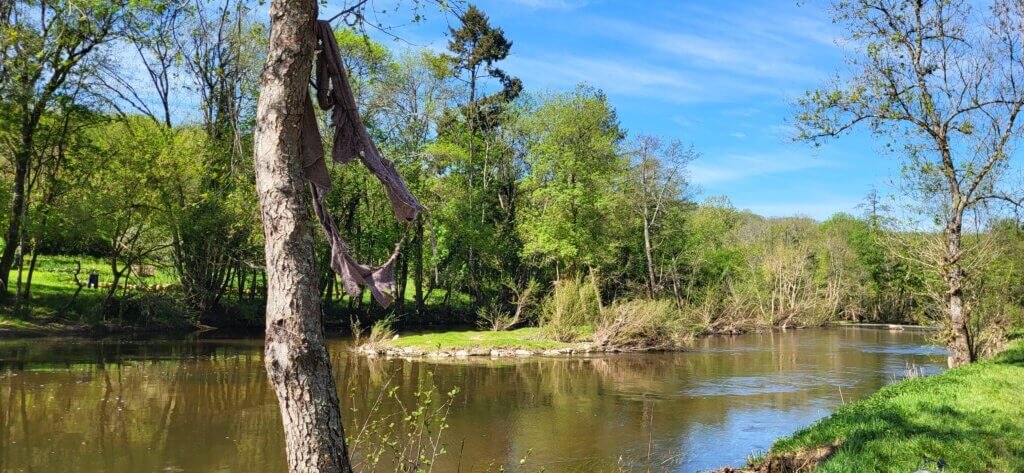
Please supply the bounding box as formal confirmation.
[335,0,901,219]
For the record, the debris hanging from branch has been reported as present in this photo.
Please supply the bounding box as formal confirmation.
[299,19,424,307]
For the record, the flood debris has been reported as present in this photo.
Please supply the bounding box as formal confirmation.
[713,440,843,473]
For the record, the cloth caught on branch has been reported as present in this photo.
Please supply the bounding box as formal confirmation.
[299,19,424,307]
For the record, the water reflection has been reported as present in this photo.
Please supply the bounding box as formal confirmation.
[0,327,944,472]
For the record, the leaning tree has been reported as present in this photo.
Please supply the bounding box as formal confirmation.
[796,0,1024,367]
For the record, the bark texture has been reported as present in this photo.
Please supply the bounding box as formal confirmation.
[253,0,352,471]
[0,143,29,294]
[944,216,974,368]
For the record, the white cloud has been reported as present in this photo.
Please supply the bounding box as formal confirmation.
[690,152,835,185]
[490,2,843,107]
[729,132,747,139]
[672,116,696,128]
[504,0,587,10]
[587,16,828,82]
[504,53,780,104]
[723,108,760,117]
[504,54,704,103]
[769,124,801,140]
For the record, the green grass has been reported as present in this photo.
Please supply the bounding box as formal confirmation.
[0,253,474,328]
[0,314,43,329]
[0,254,180,324]
[769,340,1024,472]
[388,327,577,351]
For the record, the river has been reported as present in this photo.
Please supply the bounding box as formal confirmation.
[0,326,946,472]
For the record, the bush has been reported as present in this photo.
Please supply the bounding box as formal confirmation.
[476,301,517,331]
[354,314,397,350]
[120,293,191,325]
[540,277,600,342]
[476,279,540,331]
[593,299,692,349]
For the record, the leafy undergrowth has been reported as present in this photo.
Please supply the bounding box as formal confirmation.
[0,314,47,330]
[388,327,578,351]
[766,341,1024,472]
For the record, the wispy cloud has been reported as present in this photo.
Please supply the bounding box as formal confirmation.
[690,152,835,185]
[769,124,801,141]
[505,54,703,102]
[504,0,587,10]
[501,1,846,109]
[723,107,760,117]
[504,53,780,104]
[672,116,699,128]
[586,15,829,83]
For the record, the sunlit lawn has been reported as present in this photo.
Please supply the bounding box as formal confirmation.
[389,327,575,351]
[0,254,471,330]
[770,339,1024,472]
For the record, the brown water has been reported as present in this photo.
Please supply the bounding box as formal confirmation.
[0,327,945,472]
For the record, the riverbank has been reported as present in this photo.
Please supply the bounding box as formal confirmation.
[0,314,204,339]
[357,327,606,357]
[720,338,1024,472]
[0,315,93,338]
[356,324,863,358]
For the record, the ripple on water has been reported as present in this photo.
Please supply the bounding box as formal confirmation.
[881,359,946,379]
[857,344,947,356]
[680,372,853,397]
[687,345,768,354]
[0,327,950,473]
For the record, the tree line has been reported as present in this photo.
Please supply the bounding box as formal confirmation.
[5,0,1024,471]
[2,0,1023,363]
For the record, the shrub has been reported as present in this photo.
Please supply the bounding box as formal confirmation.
[119,293,191,325]
[540,277,600,342]
[354,314,397,350]
[593,299,692,349]
[476,301,517,331]
[347,370,458,472]
[476,279,540,331]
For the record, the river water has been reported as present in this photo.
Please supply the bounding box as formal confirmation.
[0,327,945,472]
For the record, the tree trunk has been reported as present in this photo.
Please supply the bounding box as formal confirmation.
[0,144,30,296]
[414,219,424,314]
[102,258,125,322]
[24,241,38,301]
[944,220,973,368]
[323,271,334,303]
[397,251,408,309]
[237,264,246,300]
[642,208,656,299]
[254,1,353,471]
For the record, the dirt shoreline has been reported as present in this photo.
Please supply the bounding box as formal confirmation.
[0,320,205,339]
[356,322,938,359]
[355,342,671,359]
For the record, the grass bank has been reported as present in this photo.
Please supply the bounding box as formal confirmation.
[729,339,1024,472]
[388,327,575,351]
[357,325,596,357]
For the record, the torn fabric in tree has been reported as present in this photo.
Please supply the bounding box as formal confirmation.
[298,19,424,307]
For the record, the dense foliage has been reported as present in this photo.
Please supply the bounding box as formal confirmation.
[1,0,1022,358]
